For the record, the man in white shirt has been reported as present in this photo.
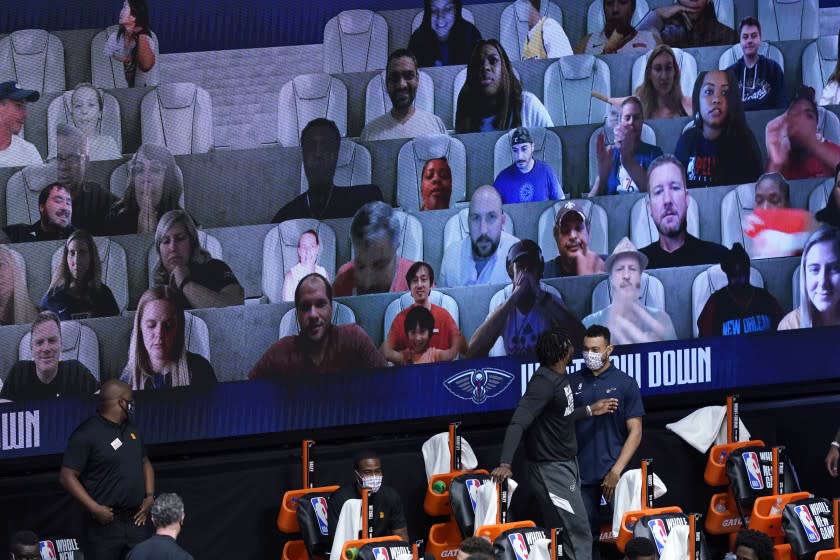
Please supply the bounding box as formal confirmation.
[440,184,519,287]
[0,81,43,168]
[360,49,446,142]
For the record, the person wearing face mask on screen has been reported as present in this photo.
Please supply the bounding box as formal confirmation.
[60,379,155,560]
[327,451,409,546]
[569,324,644,560]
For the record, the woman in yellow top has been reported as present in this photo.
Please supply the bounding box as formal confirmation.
[522,0,573,60]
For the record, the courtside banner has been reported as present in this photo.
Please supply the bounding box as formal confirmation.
[1,327,837,460]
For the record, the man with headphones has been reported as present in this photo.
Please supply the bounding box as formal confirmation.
[466,239,584,358]
[492,327,619,560]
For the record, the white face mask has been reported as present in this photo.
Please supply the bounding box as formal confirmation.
[356,471,383,493]
[583,351,605,371]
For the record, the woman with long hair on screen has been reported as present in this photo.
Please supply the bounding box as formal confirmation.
[104,0,157,87]
[0,244,37,326]
[121,286,217,390]
[408,0,482,67]
[40,230,120,320]
[152,210,244,309]
[779,226,840,330]
[674,69,762,188]
[634,44,692,120]
[819,30,840,106]
[109,143,183,235]
[455,39,553,133]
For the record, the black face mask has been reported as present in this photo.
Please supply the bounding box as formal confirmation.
[121,399,136,424]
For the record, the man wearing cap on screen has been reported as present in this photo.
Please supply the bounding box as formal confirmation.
[545,201,606,278]
[467,239,585,358]
[0,81,43,168]
[582,237,676,345]
[493,127,564,204]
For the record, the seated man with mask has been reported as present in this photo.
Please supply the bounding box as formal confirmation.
[327,450,409,546]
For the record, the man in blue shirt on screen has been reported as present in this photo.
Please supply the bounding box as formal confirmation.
[493,127,564,204]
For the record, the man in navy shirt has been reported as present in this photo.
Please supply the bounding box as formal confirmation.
[493,127,564,204]
[570,324,644,560]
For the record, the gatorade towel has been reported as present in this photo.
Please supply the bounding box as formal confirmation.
[744,208,813,258]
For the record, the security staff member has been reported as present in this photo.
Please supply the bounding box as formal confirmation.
[327,450,409,544]
[492,327,618,560]
[571,325,644,560]
[60,379,155,560]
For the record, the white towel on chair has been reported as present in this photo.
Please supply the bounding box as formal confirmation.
[659,524,689,560]
[422,432,479,481]
[611,469,668,537]
[665,405,751,453]
[474,478,518,532]
[330,498,361,560]
[528,538,552,560]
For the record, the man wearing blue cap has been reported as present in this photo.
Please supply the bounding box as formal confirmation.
[0,81,43,168]
[493,127,564,204]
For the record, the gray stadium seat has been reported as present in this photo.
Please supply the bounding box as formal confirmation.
[443,208,515,252]
[184,312,211,362]
[537,200,609,260]
[47,89,123,161]
[487,281,563,356]
[90,25,161,89]
[631,47,697,99]
[500,0,564,61]
[364,70,435,125]
[807,177,834,214]
[411,7,476,32]
[586,0,650,34]
[19,321,100,381]
[349,210,424,263]
[818,107,840,145]
[0,29,65,94]
[711,0,736,30]
[720,182,759,255]
[587,124,657,186]
[49,237,129,314]
[396,134,467,211]
[277,73,348,147]
[300,139,371,193]
[629,195,700,249]
[140,83,214,155]
[382,290,461,341]
[278,301,356,338]
[322,10,388,73]
[718,42,785,71]
[148,230,223,288]
[5,164,56,225]
[543,55,611,126]
[493,127,563,185]
[591,272,666,313]
[757,0,818,41]
[691,264,765,337]
[261,220,338,304]
[802,36,837,102]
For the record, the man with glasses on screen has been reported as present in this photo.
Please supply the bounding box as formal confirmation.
[55,123,117,235]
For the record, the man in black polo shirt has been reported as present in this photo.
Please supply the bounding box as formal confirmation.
[59,379,155,560]
[327,450,409,545]
[271,118,383,223]
[570,325,644,560]
[492,327,618,560]
[4,182,75,243]
[639,155,727,269]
